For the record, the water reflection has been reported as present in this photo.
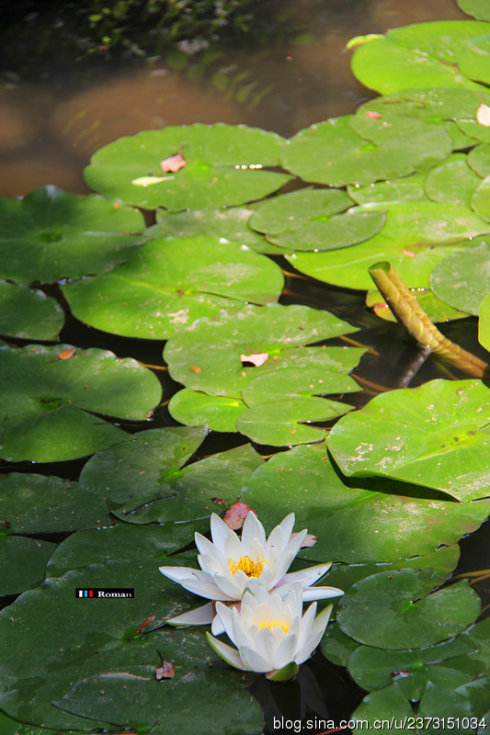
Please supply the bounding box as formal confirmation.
[0,0,466,197]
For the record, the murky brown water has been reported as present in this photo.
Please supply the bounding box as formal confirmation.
[0,0,466,197]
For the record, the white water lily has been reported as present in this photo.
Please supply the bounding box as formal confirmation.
[206,582,333,680]
[159,511,342,633]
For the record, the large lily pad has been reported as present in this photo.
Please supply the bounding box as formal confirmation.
[285,201,489,290]
[0,473,111,533]
[168,389,248,433]
[430,242,490,315]
[146,206,282,255]
[0,186,144,284]
[164,304,360,398]
[424,155,483,208]
[0,534,55,596]
[0,559,262,733]
[469,143,490,176]
[336,568,481,650]
[350,21,488,94]
[457,32,490,85]
[62,236,284,340]
[84,123,290,210]
[281,116,451,187]
[472,175,490,219]
[0,344,161,463]
[458,0,490,21]
[241,444,490,563]
[0,282,64,340]
[327,379,490,500]
[347,174,429,206]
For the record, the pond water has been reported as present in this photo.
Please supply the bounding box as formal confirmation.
[1,0,488,732]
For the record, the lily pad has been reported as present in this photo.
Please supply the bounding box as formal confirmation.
[350,22,488,94]
[241,444,490,563]
[430,242,490,314]
[281,116,451,187]
[0,559,262,732]
[327,378,490,500]
[350,683,420,733]
[84,123,290,210]
[79,426,208,507]
[169,389,248,432]
[479,293,490,351]
[285,201,489,290]
[468,143,490,176]
[235,396,352,447]
[347,635,479,700]
[424,155,483,208]
[0,186,144,284]
[146,206,282,255]
[347,174,429,206]
[457,33,490,85]
[336,568,481,649]
[457,0,490,21]
[62,236,284,340]
[0,282,64,340]
[164,304,360,398]
[472,176,490,219]
[0,473,111,533]
[0,343,161,463]
[112,442,264,525]
[0,534,55,596]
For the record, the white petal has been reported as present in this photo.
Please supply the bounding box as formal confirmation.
[241,511,266,551]
[239,644,271,673]
[282,562,332,588]
[166,601,215,626]
[273,633,298,670]
[295,605,332,664]
[211,614,226,636]
[212,572,243,600]
[197,553,224,577]
[301,585,344,601]
[255,627,278,667]
[195,532,226,564]
[215,601,236,643]
[159,566,230,600]
[210,513,235,553]
[206,632,249,671]
[275,513,296,542]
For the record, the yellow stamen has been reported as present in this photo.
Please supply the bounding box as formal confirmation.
[228,555,263,578]
[258,618,290,634]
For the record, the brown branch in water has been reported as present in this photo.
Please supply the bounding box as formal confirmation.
[368,262,489,379]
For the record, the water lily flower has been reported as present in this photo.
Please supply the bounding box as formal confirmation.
[206,582,333,680]
[159,511,342,633]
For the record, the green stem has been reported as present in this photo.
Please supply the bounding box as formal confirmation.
[368,261,488,379]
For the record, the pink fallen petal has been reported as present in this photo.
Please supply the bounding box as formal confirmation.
[160,150,186,172]
[224,500,256,530]
[366,110,382,119]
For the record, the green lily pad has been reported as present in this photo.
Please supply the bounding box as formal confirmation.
[458,0,490,21]
[328,379,490,500]
[46,522,205,577]
[169,389,247,432]
[472,176,490,219]
[250,187,354,238]
[457,33,490,85]
[0,473,111,533]
[0,534,55,596]
[112,442,264,525]
[0,282,64,340]
[337,568,481,650]
[0,559,262,732]
[347,174,429,206]
[430,242,490,314]
[241,444,490,564]
[350,683,419,733]
[0,343,161,463]
[479,293,490,351]
[164,304,360,398]
[236,396,352,446]
[79,426,208,507]
[347,635,478,700]
[84,123,290,211]
[350,22,488,94]
[424,155,483,208]
[281,116,451,187]
[0,186,144,284]
[62,236,284,340]
[147,206,282,255]
[0,710,80,735]
[468,143,490,176]
[285,201,489,290]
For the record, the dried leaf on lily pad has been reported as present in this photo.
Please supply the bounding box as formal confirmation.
[155,658,175,680]
[477,103,490,126]
[160,150,186,172]
[224,500,255,530]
